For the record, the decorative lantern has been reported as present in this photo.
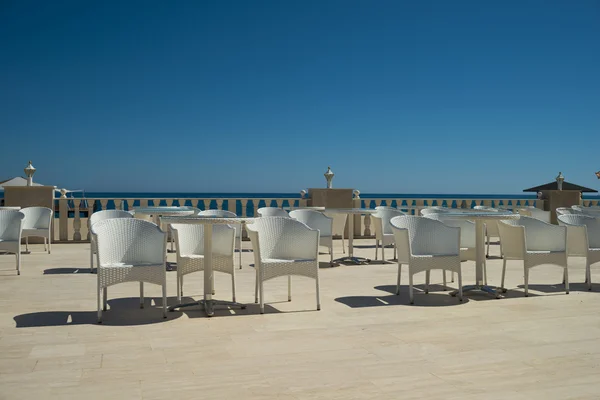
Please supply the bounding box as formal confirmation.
[24,161,36,186]
[353,189,361,199]
[556,172,564,191]
[324,166,334,189]
[300,189,307,199]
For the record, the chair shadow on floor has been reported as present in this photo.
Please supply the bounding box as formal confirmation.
[335,284,470,308]
[516,282,593,294]
[44,266,94,274]
[13,296,289,327]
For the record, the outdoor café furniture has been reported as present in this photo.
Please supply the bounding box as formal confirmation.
[423,212,485,284]
[161,215,253,316]
[171,222,236,302]
[318,208,377,264]
[390,215,463,304]
[20,207,53,254]
[91,218,167,323]
[198,209,243,269]
[558,214,600,290]
[89,210,133,272]
[440,210,520,298]
[132,206,197,255]
[289,209,334,263]
[556,207,575,216]
[371,208,405,261]
[257,207,289,217]
[518,206,551,223]
[246,217,320,314]
[0,210,25,275]
[498,216,568,296]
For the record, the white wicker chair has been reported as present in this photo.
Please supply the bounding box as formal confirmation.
[423,213,484,283]
[0,210,25,275]
[20,207,53,254]
[558,214,600,290]
[419,207,450,216]
[371,209,405,261]
[498,216,568,296]
[257,207,289,217]
[390,216,462,304]
[574,206,600,217]
[198,210,243,269]
[556,207,574,216]
[518,206,551,223]
[289,209,334,263]
[89,210,133,272]
[91,218,167,323]
[170,223,236,303]
[246,217,320,313]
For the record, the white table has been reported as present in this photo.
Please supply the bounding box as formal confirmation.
[132,207,196,257]
[160,216,254,317]
[320,208,378,264]
[442,210,520,298]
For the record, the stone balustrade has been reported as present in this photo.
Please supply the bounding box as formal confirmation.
[47,195,568,243]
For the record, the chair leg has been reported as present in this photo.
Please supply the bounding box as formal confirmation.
[524,266,529,297]
[212,275,215,295]
[501,259,507,291]
[232,273,236,303]
[409,272,414,304]
[254,269,259,304]
[288,276,292,301]
[16,252,20,275]
[259,280,265,314]
[382,242,385,262]
[177,274,182,302]
[316,275,321,311]
[97,288,102,323]
[342,231,346,253]
[140,282,144,308]
[396,263,402,295]
[483,258,488,285]
[425,271,430,294]
[330,245,333,264]
[44,237,47,252]
[458,268,463,302]
[162,282,167,318]
[238,235,242,269]
[393,245,397,261]
[90,245,94,271]
[25,236,29,253]
[443,270,447,290]
[587,262,592,291]
[486,235,490,258]
[103,287,108,311]
[48,236,51,254]
[564,267,569,294]
[375,239,379,260]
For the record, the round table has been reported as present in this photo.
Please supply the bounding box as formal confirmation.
[319,208,378,264]
[442,210,520,298]
[160,216,255,317]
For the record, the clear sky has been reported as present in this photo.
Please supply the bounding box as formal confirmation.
[1,0,599,194]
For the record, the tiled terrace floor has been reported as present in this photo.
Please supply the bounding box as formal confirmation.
[1,239,599,399]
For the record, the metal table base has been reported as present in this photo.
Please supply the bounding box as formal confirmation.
[168,299,246,316]
[450,284,501,299]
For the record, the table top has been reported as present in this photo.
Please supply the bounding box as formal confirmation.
[321,208,379,215]
[132,207,196,216]
[160,216,256,225]
[441,211,520,220]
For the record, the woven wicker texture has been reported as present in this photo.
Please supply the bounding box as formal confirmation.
[289,210,334,262]
[198,210,243,268]
[390,215,462,303]
[171,223,236,301]
[20,207,53,254]
[0,210,25,275]
[247,217,320,313]
[89,210,134,270]
[558,214,600,290]
[498,216,568,295]
[91,218,167,322]
[257,207,289,217]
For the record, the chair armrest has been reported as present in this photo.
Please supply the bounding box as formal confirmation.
[525,223,566,252]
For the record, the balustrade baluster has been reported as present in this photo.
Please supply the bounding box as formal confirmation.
[73,200,82,241]
[87,199,94,241]
[216,199,223,210]
[100,199,108,211]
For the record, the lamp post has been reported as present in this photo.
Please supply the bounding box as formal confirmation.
[24,161,36,186]
[556,172,564,191]
[324,166,334,189]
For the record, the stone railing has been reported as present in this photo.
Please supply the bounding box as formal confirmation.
[51,195,557,243]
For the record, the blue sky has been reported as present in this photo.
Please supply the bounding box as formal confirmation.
[1,0,599,194]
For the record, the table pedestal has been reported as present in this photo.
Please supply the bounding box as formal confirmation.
[167,223,246,316]
[333,214,371,265]
[450,219,501,299]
